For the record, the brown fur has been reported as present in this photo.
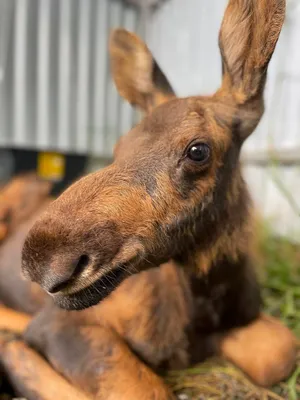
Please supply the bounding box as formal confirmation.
[0,175,52,314]
[0,205,49,314]
[0,1,296,399]
[0,331,91,400]
[0,306,31,333]
[0,173,52,244]
[109,29,175,112]
[220,314,297,387]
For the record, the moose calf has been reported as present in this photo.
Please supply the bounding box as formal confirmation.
[0,1,297,399]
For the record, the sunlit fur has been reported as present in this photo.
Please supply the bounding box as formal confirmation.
[0,1,296,399]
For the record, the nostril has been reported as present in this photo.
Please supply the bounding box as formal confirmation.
[48,280,71,294]
[73,254,90,278]
[47,254,91,294]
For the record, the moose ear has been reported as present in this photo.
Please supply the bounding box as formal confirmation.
[218,0,285,139]
[109,29,175,113]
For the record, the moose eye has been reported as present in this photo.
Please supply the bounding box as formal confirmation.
[187,143,210,163]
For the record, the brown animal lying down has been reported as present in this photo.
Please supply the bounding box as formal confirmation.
[0,174,52,244]
[0,0,297,399]
[0,174,52,320]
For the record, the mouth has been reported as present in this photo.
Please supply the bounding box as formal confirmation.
[53,265,131,310]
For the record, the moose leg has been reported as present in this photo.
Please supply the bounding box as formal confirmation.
[215,264,297,386]
[0,304,31,333]
[0,212,48,315]
[219,314,297,387]
[0,330,91,400]
[25,311,174,400]
[191,261,297,387]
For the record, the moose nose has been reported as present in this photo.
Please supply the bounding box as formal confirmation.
[43,254,91,294]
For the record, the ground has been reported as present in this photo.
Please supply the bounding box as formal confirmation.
[1,229,299,399]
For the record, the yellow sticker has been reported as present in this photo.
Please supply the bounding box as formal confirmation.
[37,152,65,182]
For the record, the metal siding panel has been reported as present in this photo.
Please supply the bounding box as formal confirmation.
[13,0,28,146]
[0,2,11,145]
[68,0,79,153]
[105,0,124,155]
[36,0,51,148]
[282,10,300,148]
[0,0,14,82]
[26,0,38,148]
[47,0,60,150]
[0,0,138,154]
[0,1,14,146]
[243,164,300,238]
[242,166,268,213]
[74,0,91,153]
[90,0,109,155]
[264,167,296,236]
[288,167,300,237]
[57,0,72,151]
[118,5,137,137]
[148,0,226,96]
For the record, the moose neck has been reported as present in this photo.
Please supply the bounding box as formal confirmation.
[170,158,253,277]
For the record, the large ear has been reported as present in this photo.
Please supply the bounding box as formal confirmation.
[109,29,175,113]
[218,0,285,139]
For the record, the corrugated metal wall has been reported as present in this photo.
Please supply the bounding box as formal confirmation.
[147,0,300,238]
[0,0,138,156]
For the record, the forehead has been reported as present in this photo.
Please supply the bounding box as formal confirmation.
[116,97,231,157]
[142,97,197,133]
[140,97,211,140]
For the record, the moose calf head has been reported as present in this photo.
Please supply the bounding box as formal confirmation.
[22,0,285,310]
